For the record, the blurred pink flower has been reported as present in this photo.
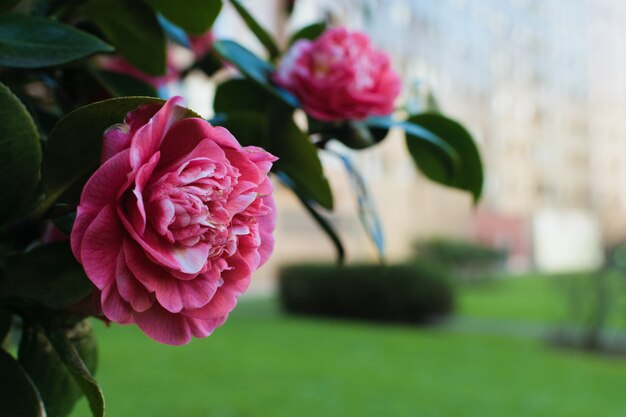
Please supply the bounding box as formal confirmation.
[189,31,215,59]
[100,55,181,89]
[274,27,401,121]
[71,97,277,345]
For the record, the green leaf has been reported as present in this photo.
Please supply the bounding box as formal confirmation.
[145,0,221,35]
[156,13,191,47]
[230,0,279,60]
[0,12,112,68]
[81,0,165,75]
[19,320,98,417]
[194,49,222,76]
[0,82,41,225]
[91,69,158,97]
[213,40,298,108]
[289,22,326,46]
[41,97,164,210]
[408,113,483,201]
[0,309,11,345]
[0,0,19,12]
[214,111,267,148]
[278,172,345,264]
[44,320,103,417]
[0,243,93,309]
[269,105,333,209]
[0,348,46,417]
[214,78,270,114]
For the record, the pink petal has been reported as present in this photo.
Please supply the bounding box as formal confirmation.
[188,315,227,338]
[70,205,98,263]
[133,305,192,345]
[101,281,133,324]
[256,196,276,267]
[79,149,131,209]
[182,289,237,320]
[129,96,185,170]
[115,248,154,312]
[101,124,131,163]
[80,204,123,290]
[130,152,160,234]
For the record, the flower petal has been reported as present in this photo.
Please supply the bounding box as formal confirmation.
[134,305,193,345]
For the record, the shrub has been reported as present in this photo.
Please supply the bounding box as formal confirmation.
[278,262,454,324]
[412,239,507,282]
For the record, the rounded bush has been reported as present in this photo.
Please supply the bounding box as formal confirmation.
[278,263,454,324]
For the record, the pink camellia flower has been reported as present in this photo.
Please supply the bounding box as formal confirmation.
[273,27,401,122]
[71,96,277,345]
[100,55,181,89]
[189,31,215,59]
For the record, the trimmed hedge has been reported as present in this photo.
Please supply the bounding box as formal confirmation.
[278,263,454,324]
[412,239,507,282]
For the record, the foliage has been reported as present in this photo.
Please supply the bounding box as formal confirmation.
[278,263,454,323]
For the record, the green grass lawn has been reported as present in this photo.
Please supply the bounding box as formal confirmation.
[69,296,626,417]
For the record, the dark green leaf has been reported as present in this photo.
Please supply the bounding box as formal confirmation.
[230,0,279,60]
[214,78,270,114]
[213,40,298,107]
[0,12,113,68]
[269,105,333,209]
[19,320,98,417]
[0,82,41,225]
[194,49,222,76]
[45,321,103,417]
[408,113,483,201]
[92,69,158,97]
[289,21,326,46]
[278,172,344,264]
[0,348,46,417]
[0,243,92,309]
[51,212,76,236]
[41,97,176,210]
[156,13,190,47]
[0,0,19,12]
[214,111,267,148]
[0,309,11,345]
[145,0,221,35]
[81,0,165,75]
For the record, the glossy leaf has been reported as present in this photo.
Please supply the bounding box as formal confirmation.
[0,243,93,309]
[0,0,19,12]
[214,111,267,148]
[157,13,191,47]
[278,172,345,264]
[230,0,280,59]
[145,0,221,35]
[289,22,326,46]
[40,97,197,210]
[92,69,158,97]
[269,105,333,209]
[408,113,483,201]
[0,12,112,68]
[365,115,461,185]
[82,0,165,75]
[0,82,41,225]
[45,321,103,417]
[214,78,270,114]
[0,348,46,417]
[0,309,11,345]
[213,40,298,107]
[19,320,98,417]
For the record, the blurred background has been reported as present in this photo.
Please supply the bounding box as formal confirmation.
[72,1,626,416]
